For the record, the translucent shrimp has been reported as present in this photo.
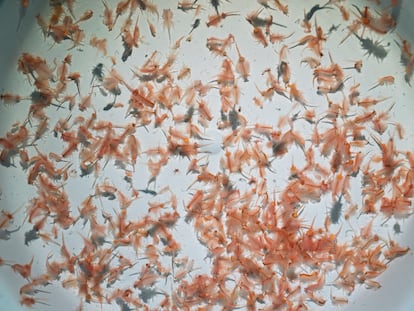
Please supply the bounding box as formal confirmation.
[162,9,173,41]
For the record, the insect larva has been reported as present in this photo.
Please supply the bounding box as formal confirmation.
[353,32,389,61]
[210,0,220,15]
[0,227,20,241]
[393,222,402,234]
[228,108,241,130]
[330,195,343,224]
[91,63,104,83]
[24,228,40,245]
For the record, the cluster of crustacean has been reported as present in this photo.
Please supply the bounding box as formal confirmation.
[0,0,413,310]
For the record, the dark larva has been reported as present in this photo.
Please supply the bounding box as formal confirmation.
[210,0,220,14]
[229,108,240,130]
[393,222,402,234]
[103,102,114,111]
[115,298,132,311]
[92,63,104,82]
[353,33,389,61]
[24,227,39,245]
[121,36,133,62]
[184,105,195,122]
[139,189,157,196]
[0,227,20,240]
[272,140,288,157]
[220,109,227,122]
[139,288,165,303]
[304,3,332,23]
[330,196,343,224]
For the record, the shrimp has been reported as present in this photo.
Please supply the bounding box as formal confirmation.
[177,66,191,80]
[177,1,198,12]
[68,72,81,96]
[102,0,114,31]
[0,93,24,105]
[304,270,325,293]
[273,0,289,15]
[32,117,49,144]
[113,0,130,25]
[269,31,294,44]
[393,122,405,139]
[368,75,395,91]
[291,19,327,56]
[278,45,291,85]
[162,9,173,41]
[288,83,309,107]
[206,34,234,56]
[343,59,363,72]
[121,16,140,62]
[11,256,34,279]
[17,0,29,31]
[352,4,396,35]
[371,135,403,174]
[185,190,204,222]
[395,37,414,83]
[0,205,23,230]
[75,10,93,24]
[300,56,321,69]
[49,3,64,26]
[252,27,268,47]
[215,58,235,86]
[35,14,49,39]
[357,96,391,109]
[330,289,348,305]
[336,3,350,21]
[198,100,213,122]
[384,239,410,261]
[126,134,140,171]
[235,43,250,82]
[246,8,286,29]
[206,12,239,28]
[78,92,93,111]
[20,296,50,307]
[89,36,108,56]
[147,19,157,37]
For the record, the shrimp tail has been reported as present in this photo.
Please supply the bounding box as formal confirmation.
[272,21,287,28]
[351,31,363,42]
[351,4,364,17]
[17,4,28,32]
[367,83,379,91]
